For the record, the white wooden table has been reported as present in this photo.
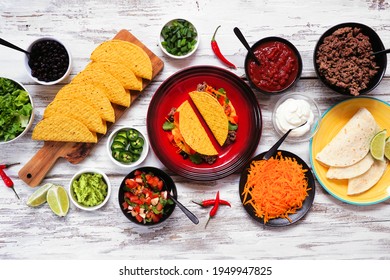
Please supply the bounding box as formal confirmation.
[1,0,389,260]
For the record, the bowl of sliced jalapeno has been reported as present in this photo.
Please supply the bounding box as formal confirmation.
[107,126,149,168]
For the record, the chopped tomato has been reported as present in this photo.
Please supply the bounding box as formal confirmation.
[135,214,143,223]
[133,205,141,213]
[156,203,163,212]
[122,201,129,210]
[217,95,225,106]
[134,170,142,176]
[231,115,239,124]
[125,179,138,189]
[167,132,174,143]
[173,111,180,124]
[157,180,163,191]
[151,213,160,223]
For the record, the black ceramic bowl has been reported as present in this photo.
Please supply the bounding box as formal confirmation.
[239,150,315,227]
[118,166,177,226]
[314,22,387,96]
[244,36,303,95]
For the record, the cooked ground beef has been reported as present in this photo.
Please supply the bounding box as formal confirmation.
[196,81,207,92]
[316,27,378,96]
[200,154,218,165]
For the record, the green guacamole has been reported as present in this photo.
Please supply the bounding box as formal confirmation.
[72,173,108,207]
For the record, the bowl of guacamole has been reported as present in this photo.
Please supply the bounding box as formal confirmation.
[69,168,111,211]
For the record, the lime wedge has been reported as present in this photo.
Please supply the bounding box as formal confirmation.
[370,129,387,161]
[47,185,69,217]
[26,183,55,207]
[385,137,390,161]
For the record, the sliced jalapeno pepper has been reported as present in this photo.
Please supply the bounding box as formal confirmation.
[119,151,133,163]
[112,149,122,161]
[111,141,125,151]
[113,135,128,146]
[131,153,141,162]
[116,130,128,139]
[130,137,144,149]
[129,146,143,155]
[127,129,139,141]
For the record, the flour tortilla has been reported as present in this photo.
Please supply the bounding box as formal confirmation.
[178,101,218,156]
[316,108,380,167]
[189,91,228,146]
[347,159,387,195]
[326,152,375,179]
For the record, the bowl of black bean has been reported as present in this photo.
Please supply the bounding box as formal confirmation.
[24,37,72,85]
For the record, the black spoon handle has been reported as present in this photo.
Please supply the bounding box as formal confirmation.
[372,48,390,56]
[0,38,30,55]
[263,121,307,160]
[169,195,199,224]
[233,27,260,65]
[263,129,293,160]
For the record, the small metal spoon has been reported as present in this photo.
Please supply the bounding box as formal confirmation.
[168,194,199,224]
[233,27,261,65]
[263,121,307,160]
[0,38,30,55]
[372,48,390,56]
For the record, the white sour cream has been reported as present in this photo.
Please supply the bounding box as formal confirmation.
[275,98,314,137]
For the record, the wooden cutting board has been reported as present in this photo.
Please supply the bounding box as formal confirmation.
[18,29,164,187]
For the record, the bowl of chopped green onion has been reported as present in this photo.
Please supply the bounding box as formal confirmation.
[159,18,199,59]
[0,77,34,144]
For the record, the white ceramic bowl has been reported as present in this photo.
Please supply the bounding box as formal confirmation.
[24,37,72,85]
[0,77,34,144]
[69,168,111,211]
[272,93,321,142]
[106,126,149,168]
[158,18,199,59]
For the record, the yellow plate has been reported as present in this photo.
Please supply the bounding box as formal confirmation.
[310,97,390,205]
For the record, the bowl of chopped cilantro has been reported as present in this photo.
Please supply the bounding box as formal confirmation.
[0,77,34,144]
[159,18,199,59]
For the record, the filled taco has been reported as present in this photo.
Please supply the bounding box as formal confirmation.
[162,82,238,164]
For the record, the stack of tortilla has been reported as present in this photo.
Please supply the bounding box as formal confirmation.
[316,108,388,195]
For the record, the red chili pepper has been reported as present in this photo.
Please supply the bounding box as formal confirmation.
[0,163,20,199]
[211,25,236,69]
[205,191,220,228]
[192,199,231,207]
[0,169,19,199]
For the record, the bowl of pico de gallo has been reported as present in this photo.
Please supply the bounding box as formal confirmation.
[118,167,177,225]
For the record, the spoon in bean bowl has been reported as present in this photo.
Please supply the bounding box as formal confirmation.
[0,38,30,55]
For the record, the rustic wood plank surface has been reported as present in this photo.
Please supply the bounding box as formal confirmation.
[1,0,390,260]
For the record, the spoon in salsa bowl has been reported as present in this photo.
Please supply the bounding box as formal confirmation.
[263,121,307,160]
[233,27,261,65]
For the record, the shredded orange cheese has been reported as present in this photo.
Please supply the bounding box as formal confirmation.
[242,152,310,224]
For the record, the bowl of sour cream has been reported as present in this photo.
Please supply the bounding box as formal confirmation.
[272,93,321,142]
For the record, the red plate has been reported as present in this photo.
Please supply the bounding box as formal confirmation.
[147,66,262,181]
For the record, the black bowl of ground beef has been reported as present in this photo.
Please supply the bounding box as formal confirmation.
[314,22,386,96]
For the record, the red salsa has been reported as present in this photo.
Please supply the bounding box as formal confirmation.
[248,41,299,93]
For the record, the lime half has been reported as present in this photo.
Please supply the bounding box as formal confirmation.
[26,183,55,207]
[370,129,387,161]
[385,137,390,161]
[47,185,69,217]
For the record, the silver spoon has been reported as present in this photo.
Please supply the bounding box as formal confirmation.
[0,38,30,55]
[233,27,261,65]
[168,194,199,224]
[263,121,308,160]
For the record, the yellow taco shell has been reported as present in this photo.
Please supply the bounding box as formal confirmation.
[189,91,228,146]
[178,101,218,156]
